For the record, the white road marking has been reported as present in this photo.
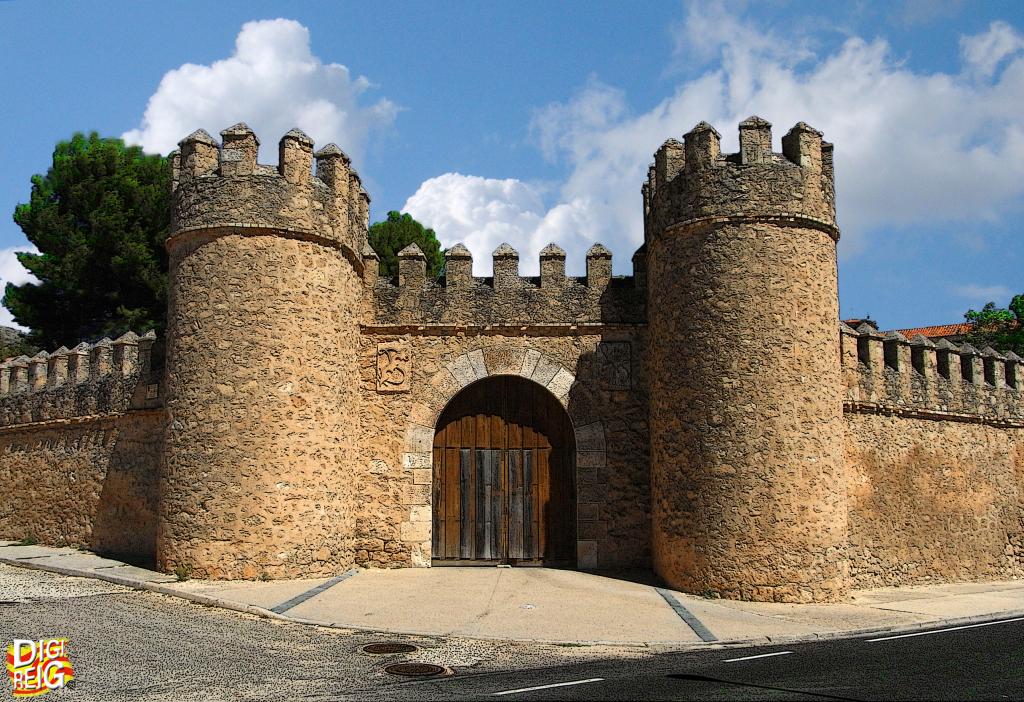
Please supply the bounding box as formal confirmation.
[722,650,794,663]
[867,616,1024,642]
[492,678,605,696]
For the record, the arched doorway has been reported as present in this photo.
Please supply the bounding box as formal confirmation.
[432,375,576,566]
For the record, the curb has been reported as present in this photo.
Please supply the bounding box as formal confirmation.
[1,555,297,624]
[708,609,1024,649]
[3,554,1024,650]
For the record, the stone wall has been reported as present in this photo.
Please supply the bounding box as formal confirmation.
[841,321,1024,587]
[841,322,1023,423]
[363,236,649,571]
[0,334,164,563]
[0,412,163,562]
[844,413,1024,587]
[370,242,644,326]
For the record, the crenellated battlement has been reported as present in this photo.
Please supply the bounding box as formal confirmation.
[841,323,1024,425]
[0,331,163,427]
[369,241,645,327]
[169,124,369,267]
[643,116,836,241]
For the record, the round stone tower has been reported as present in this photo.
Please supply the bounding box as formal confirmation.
[158,124,371,579]
[643,117,848,603]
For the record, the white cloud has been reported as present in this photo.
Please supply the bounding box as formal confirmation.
[952,283,1013,303]
[0,246,38,330]
[893,0,964,28]
[961,20,1024,79]
[403,4,1024,274]
[670,0,814,70]
[123,19,398,165]
[403,174,595,275]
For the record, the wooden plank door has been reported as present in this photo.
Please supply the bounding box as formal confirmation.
[431,376,574,565]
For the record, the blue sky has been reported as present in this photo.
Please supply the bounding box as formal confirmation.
[1,0,1022,330]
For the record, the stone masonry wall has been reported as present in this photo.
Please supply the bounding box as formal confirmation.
[363,237,648,571]
[371,242,643,326]
[840,322,1023,423]
[355,329,650,571]
[0,412,163,563]
[841,320,1024,587]
[845,414,1024,587]
[0,333,164,563]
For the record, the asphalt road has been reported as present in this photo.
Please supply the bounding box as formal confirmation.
[2,563,1022,701]
[0,564,643,701]
[386,617,1024,701]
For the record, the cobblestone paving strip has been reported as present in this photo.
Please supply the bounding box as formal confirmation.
[269,568,359,614]
[655,587,718,642]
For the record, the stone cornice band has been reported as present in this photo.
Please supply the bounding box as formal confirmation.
[843,401,1024,429]
[0,407,164,436]
[665,213,840,242]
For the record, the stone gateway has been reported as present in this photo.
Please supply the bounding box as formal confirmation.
[1,118,1021,603]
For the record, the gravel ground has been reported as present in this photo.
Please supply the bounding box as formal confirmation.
[0,564,656,701]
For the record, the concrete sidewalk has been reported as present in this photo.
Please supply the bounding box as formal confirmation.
[3,541,1023,647]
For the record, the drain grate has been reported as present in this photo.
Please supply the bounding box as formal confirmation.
[384,663,446,677]
[362,642,418,655]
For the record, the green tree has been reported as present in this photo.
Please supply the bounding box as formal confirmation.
[0,329,36,361]
[368,211,444,279]
[964,294,1024,356]
[4,132,171,349]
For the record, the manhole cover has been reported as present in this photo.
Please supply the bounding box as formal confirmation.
[363,642,418,655]
[384,663,446,677]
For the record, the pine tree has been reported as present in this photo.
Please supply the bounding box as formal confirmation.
[4,133,171,349]
[368,211,445,279]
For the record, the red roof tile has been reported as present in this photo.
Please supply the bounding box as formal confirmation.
[890,322,972,338]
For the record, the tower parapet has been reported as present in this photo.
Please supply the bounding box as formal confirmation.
[643,119,835,241]
[170,124,369,267]
[645,117,848,603]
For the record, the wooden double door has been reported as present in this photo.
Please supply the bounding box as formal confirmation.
[432,376,575,565]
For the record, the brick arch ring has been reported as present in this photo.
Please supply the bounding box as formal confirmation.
[398,345,607,567]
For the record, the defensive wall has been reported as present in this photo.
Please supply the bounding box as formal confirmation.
[0,118,1020,602]
[841,323,1024,588]
[0,332,163,563]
